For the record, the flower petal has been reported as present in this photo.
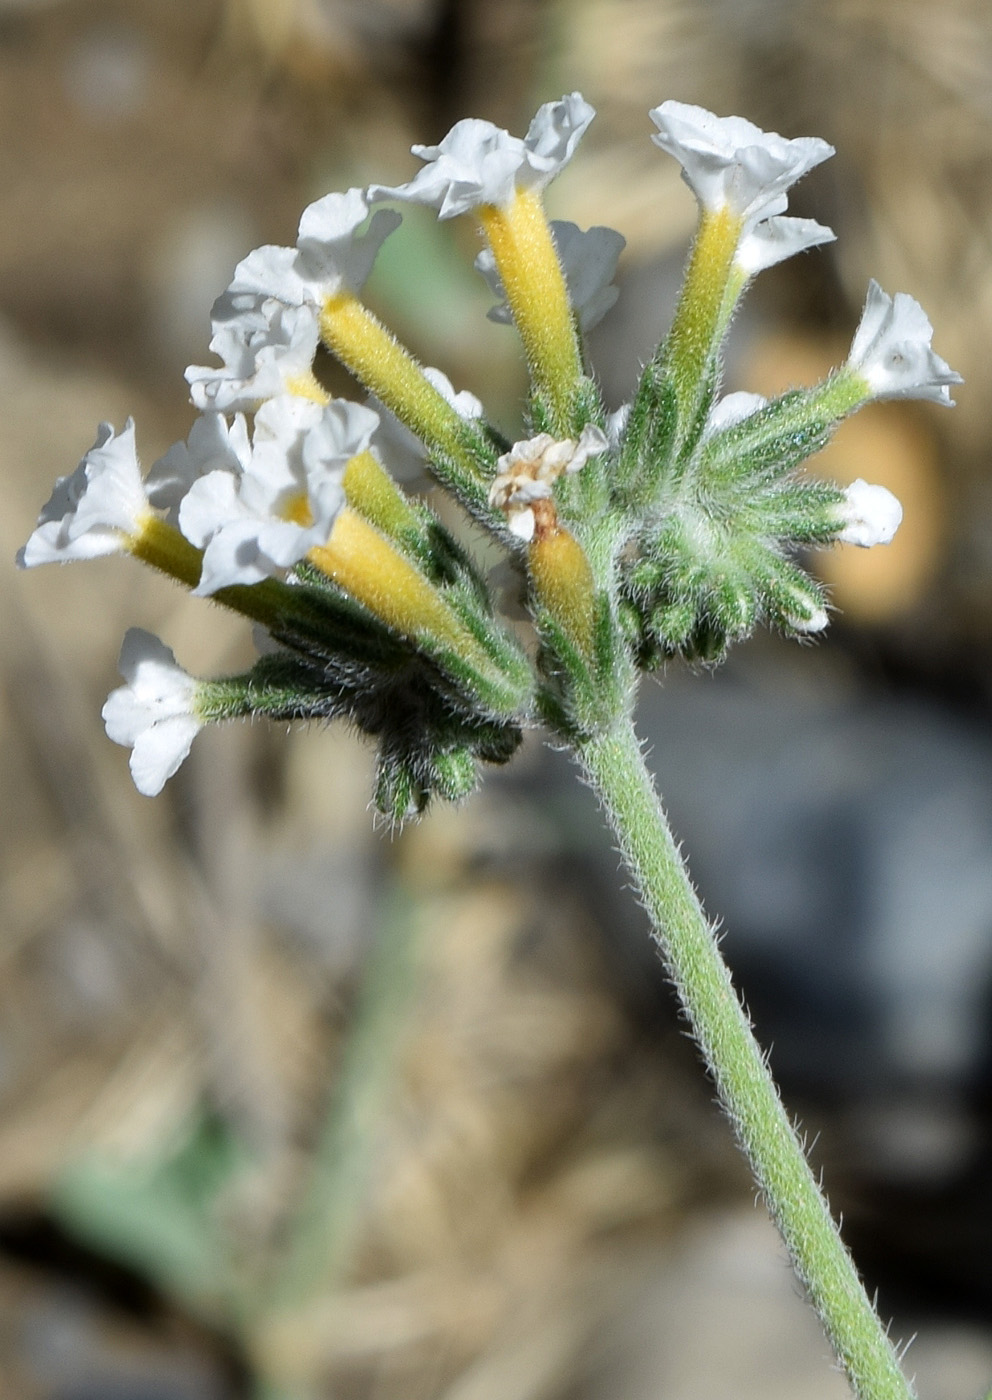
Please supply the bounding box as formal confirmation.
[296,188,402,292]
[836,478,903,547]
[146,412,251,519]
[735,216,835,275]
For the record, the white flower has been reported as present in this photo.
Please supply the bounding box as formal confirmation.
[368,93,595,218]
[146,412,251,521]
[211,192,400,313]
[836,478,903,547]
[186,295,320,413]
[476,220,625,332]
[735,216,835,275]
[701,391,768,441]
[847,279,962,406]
[186,190,399,413]
[102,629,204,796]
[179,395,379,594]
[214,243,313,309]
[489,423,607,540]
[17,420,149,567]
[648,102,834,231]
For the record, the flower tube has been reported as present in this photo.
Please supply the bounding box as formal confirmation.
[647,103,834,441]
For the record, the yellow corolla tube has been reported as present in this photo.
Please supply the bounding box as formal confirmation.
[309,508,475,655]
[478,187,583,434]
[319,293,476,465]
[663,205,743,423]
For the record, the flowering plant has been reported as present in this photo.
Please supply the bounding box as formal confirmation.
[19,92,959,1400]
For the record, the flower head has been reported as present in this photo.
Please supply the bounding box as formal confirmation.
[649,102,834,231]
[369,93,595,218]
[179,395,379,594]
[835,478,903,547]
[102,629,204,795]
[18,420,149,567]
[489,424,607,540]
[847,279,962,406]
[476,220,625,332]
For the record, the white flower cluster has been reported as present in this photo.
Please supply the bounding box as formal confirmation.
[17,90,962,798]
[20,398,379,587]
[18,395,380,793]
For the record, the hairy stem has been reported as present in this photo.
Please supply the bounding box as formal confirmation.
[576,717,913,1400]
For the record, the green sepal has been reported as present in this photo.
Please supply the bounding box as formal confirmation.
[531,591,633,741]
[287,550,532,727]
[202,640,524,826]
[570,375,607,436]
[621,504,834,665]
[757,554,829,635]
[526,374,602,446]
[674,364,718,471]
[615,365,678,503]
[432,747,479,802]
[698,392,832,489]
[373,710,522,823]
[649,598,698,650]
[665,614,732,665]
[753,480,848,543]
[375,756,424,823]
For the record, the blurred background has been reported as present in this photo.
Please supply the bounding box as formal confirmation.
[4,0,992,1396]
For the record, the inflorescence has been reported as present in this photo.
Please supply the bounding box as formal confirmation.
[18,96,961,820]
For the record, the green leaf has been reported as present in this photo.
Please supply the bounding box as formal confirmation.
[50,1111,253,1320]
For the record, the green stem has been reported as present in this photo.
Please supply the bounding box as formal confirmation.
[575,717,914,1400]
